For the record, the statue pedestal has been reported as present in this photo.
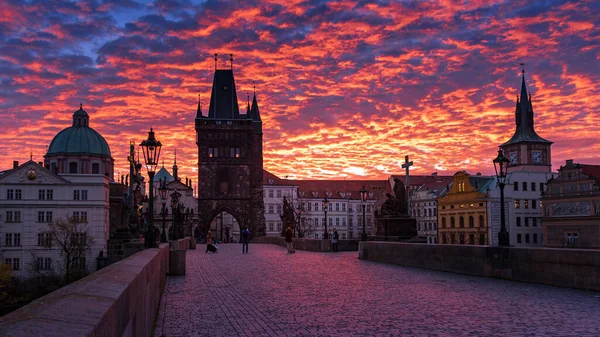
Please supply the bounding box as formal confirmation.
[373,217,417,241]
[107,227,145,265]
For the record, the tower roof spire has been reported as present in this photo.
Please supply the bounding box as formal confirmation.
[501,67,552,146]
[196,91,202,118]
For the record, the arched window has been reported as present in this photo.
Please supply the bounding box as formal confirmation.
[469,216,474,228]
[479,215,485,227]
[442,217,446,228]
[459,216,464,228]
[69,162,78,174]
[450,217,455,228]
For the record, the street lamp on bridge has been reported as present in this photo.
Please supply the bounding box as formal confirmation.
[140,128,162,248]
[493,148,510,247]
[322,197,329,240]
[360,185,368,241]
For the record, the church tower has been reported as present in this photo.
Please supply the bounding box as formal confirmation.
[500,70,552,173]
[195,57,265,238]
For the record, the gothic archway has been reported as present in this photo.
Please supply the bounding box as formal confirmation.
[207,210,241,243]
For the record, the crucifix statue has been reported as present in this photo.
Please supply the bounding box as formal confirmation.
[401,155,413,216]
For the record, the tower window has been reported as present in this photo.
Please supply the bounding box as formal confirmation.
[92,163,100,174]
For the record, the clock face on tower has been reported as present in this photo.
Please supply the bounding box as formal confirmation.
[509,151,518,165]
[532,151,542,164]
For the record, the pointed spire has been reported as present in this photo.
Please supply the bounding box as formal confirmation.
[80,102,83,110]
[172,149,179,181]
[196,91,202,118]
[247,93,250,114]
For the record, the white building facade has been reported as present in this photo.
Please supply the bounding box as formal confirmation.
[1,105,113,278]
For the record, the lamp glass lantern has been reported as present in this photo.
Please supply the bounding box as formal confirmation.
[493,149,510,184]
[140,128,162,174]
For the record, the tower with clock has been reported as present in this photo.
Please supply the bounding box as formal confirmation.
[500,70,553,173]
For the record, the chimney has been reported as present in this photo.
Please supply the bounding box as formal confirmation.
[13,161,18,169]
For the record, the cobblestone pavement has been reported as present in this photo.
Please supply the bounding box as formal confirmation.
[154,244,600,337]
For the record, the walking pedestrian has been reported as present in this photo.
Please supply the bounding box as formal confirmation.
[332,229,339,252]
[206,231,217,253]
[241,227,251,254]
[285,226,295,254]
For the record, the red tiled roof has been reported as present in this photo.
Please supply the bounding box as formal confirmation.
[293,179,389,200]
[391,174,454,187]
[262,170,298,186]
[416,176,454,193]
[581,165,600,183]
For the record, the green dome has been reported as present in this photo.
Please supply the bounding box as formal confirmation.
[47,126,111,156]
[46,105,111,157]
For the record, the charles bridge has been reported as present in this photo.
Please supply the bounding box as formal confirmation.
[1,238,599,337]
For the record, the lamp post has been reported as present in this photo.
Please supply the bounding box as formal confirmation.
[360,186,368,241]
[140,128,162,248]
[159,178,168,243]
[170,189,182,240]
[493,148,510,246]
[322,197,329,240]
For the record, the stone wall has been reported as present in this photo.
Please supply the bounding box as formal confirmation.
[0,244,171,337]
[170,236,191,250]
[359,242,600,291]
[252,236,359,252]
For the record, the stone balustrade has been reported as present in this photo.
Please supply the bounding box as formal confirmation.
[359,241,600,291]
[0,237,193,337]
[252,236,359,252]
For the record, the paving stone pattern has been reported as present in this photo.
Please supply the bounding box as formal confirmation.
[155,244,600,337]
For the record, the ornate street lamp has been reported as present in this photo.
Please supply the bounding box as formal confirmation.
[360,185,368,241]
[158,178,168,243]
[140,128,162,248]
[493,148,510,246]
[322,197,329,240]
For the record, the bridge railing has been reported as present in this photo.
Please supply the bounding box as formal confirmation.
[0,237,193,337]
[252,236,359,252]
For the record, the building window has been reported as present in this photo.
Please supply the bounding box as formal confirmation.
[441,217,446,228]
[15,189,21,200]
[450,217,455,228]
[514,200,520,209]
[479,234,485,245]
[522,182,527,191]
[532,218,537,227]
[46,190,53,200]
[5,233,20,246]
[540,183,544,191]
[276,204,282,214]
[92,163,100,174]
[524,217,529,227]
[268,222,274,231]
[322,218,326,227]
[524,200,529,209]
[517,234,522,243]
[268,204,274,214]
[342,203,346,212]
[5,211,13,222]
[525,234,530,243]
[39,189,46,200]
[459,216,464,228]
[69,162,78,173]
[468,216,474,228]
[458,181,465,192]
[533,234,538,243]
[479,215,484,227]
[37,257,53,270]
[74,190,80,200]
[81,190,88,200]
[4,258,20,271]
[469,234,474,244]
[329,203,333,211]
[335,203,340,211]
[566,233,579,246]
[513,182,518,191]
[459,233,465,244]
[38,233,52,247]
[335,218,340,227]
[531,200,537,209]
[276,190,282,198]
[6,189,14,199]
[12,211,21,222]
[46,211,53,222]
[307,203,312,211]
[80,212,87,222]
[38,211,45,222]
[268,189,273,198]
[531,182,536,191]
[516,217,521,227]
[72,257,86,270]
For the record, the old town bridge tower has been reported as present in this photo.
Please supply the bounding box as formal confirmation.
[195,64,265,238]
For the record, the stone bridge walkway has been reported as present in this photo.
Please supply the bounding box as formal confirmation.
[154,244,600,337]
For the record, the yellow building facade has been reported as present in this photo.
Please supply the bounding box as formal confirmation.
[437,171,494,245]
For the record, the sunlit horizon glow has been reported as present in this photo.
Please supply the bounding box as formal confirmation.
[1,0,599,181]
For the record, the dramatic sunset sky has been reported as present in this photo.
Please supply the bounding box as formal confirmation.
[1,0,599,181]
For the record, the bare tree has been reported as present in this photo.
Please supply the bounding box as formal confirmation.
[43,218,95,282]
